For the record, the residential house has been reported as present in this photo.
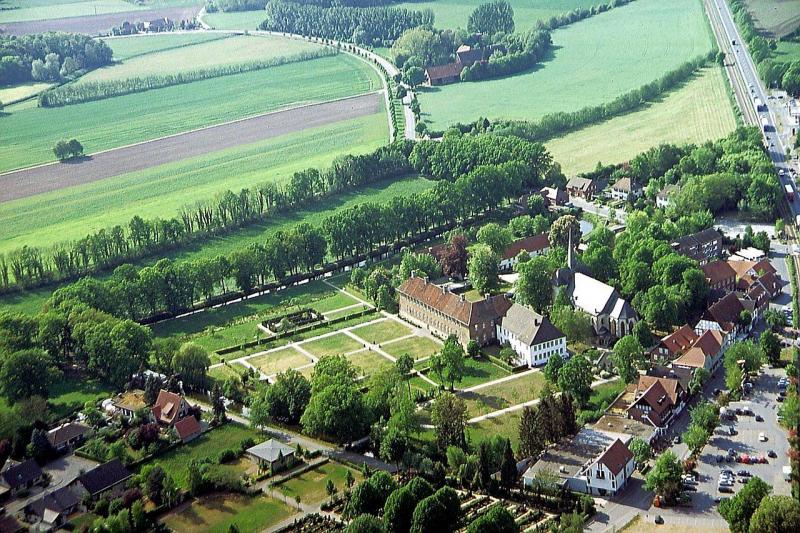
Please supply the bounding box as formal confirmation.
[695,292,749,336]
[24,486,80,530]
[701,261,737,293]
[656,184,679,208]
[152,390,191,426]
[609,177,642,202]
[111,390,147,420]
[651,324,699,362]
[672,329,727,373]
[455,45,485,66]
[0,459,43,497]
[566,176,596,200]
[174,415,202,443]
[72,460,132,503]
[626,375,687,432]
[499,234,549,271]
[728,259,780,298]
[540,187,568,206]
[671,228,723,265]
[523,428,634,497]
[246,439,296,474]
[397,274,512,347]
[424,63,463,86]
[46,422,90,453]
[496,303,567,367]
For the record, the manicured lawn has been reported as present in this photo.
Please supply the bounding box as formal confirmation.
[208,362,249,382]
[394,0,597,31]
[1,53,381,172]
[546,67,737,174]
[310,291,359,314]
[79,34,324,84]
[348,349,394,377]
[324,304,371,320]
[48,376,116,419]
[417,0,713,129]
[350,319,412,345]
[744,0,800,37]
[0,82,52,104]
[277,462,362,505]
[204,10,267,30]
[468,410,522,450]
[248,347,314,376]
[383,335,442,361]
[458,358,510,388]
[162,492,294,533]
[302,333,364,358]
[459,371,545,418]
[141,423,260,489]
[105,32,228,61]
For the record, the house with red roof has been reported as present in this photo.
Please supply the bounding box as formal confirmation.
[499,234,550,271]
[174,415,202,443]
[152,390,191,426]
[672,329,727,373]
[651,324,699,362]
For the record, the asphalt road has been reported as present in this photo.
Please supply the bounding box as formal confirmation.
[0,92,383,203]
[0,5,202,36]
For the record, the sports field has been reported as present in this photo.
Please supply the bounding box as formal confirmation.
[78,34,324,84]
[417,0,713,129]
[0,52,380,172]
[394,0,597,31]
[743,0,800,37]
[546,67,737,174]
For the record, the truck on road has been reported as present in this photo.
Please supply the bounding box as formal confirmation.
[754,96,764,112]
[786,184,794,202]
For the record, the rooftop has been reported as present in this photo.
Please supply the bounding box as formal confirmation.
[499,303,565,347]
[524,427,631,481]
[247,439,295,463]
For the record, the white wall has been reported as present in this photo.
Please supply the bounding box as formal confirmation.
[496,325,567,367]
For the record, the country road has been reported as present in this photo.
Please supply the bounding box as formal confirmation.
[0,92,383,203]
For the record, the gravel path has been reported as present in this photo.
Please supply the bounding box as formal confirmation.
[0,92,382,203]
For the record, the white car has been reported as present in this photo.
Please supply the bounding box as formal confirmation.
[759,432,767,442]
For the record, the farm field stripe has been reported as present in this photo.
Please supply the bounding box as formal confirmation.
[0,92,383,203]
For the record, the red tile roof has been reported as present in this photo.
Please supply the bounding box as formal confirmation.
[153,390,185,425]
[425,63,463,82]
[633,380,674,419]
[701,261,736,286]
[597,439,634,476]
[704,292,745,331]
[174,416,202,442]
[659,325,699,357]
[636,375,683,405]
[502,234,549,260]
[397,276,511,326]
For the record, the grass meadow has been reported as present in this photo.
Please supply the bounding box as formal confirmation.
[102,32,230,61]
[162,492,294,533]
[744,0,800,37]
[0,52,381,172]
[277,462,363,505]
[417,0,713,129]
[0,82,52,104]
[546,67,737,174]
[204,10,266,30]
[774,38,800,64]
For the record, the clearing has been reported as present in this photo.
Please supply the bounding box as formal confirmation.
[417,0,713,129]
[743,0,800,37]
[277,462,363,505]
[162,492,295,533]
[546,67,737,174]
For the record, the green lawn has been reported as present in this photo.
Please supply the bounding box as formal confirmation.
[417,0,713,129]
[79,34,324,84]
[0,82,52,104]
[302,333,364,358]
[208,362,249,382]
[204,10,266,30]
[104,32,229,61]
[468,410,522,450]
[142,423,260,489]
[1,52,381,172]
[459,371,545,418]
[394,0,597,31]
[457,358,511,389]
[348,349,394,377]
[383,335,442,361]
[48,376,116,418]
[277,462,363,505]
[162,492,294,533]
[349,319,412,345]
[0,111,388,257]
[546,67,737,174]
[248,347,314,377]
[774,38,800,64]
[744,0,800,37]
[309,291,359,314]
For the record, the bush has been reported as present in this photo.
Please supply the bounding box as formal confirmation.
[217,448,237,464]
[53,138,83,160]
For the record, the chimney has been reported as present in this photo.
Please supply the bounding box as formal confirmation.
[460,294,465,302]
[441,285,447,294]
[410,270,416,278]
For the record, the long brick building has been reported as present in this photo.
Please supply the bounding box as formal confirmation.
[397,274,511,347]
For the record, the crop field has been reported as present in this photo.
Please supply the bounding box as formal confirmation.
[162,493,294,533]
[103,32,230,61]
[0,52,381,172]
[394,0,597,31]
[0,82,52,104]
[79,34,324,84]
[546,67,737,174]
[743,0,800,37]
[0,111,387,255]
[0,0,145,23]
[417,0,713,129]
[350,319,412,345]
[382,335,442,360]
[204,10,265,30]
[249,347,315,377]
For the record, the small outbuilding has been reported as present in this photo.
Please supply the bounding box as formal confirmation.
[246,439,297,474]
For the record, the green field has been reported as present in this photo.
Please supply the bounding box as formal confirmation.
[546,67,737,174]
[0,52,380,172]
[248,347,314,377]
[459,371,545,418]
[744,0,800,37]
[774,38,800,64]
[204,10,265,30]
[80,34,324,84]
[348,349,394,377]
[162,493,294,533]
[394,0,597,31]
[382,335,442,361]
[0,82,52,104]
[350,318,412,345]
[0,0,143,23]
[102,32,231,61]
[418,0,713,129]
[302,333,364,358]
[468,410,522,450]
[277,462,363,505]
[208,362,248,382]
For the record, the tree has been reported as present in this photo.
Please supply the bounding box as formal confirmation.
[719,476,771,533]
[611,335,645,384]
[441,234,468,279]
[172,342,210,391]
[346,471,398,519]
[499,438,517,488]
[410,487,460,533]
[467,244,498,294]
[431,392,467,451]
[383,486,417,533]
[557,354,592,406]
[682,423,709,454]
[430,336,465,390]
[548,215,580,249]
[467,1,515,36]
[248,392,271,432]
[467,503,519,533]
[264,369,311,424]
[402,66,425,87]
[211,383,226,424]
[550,305,592,344]
[477,223,512,256]
[0,349,59,403]
[759,330,781,365]
[688,367,710,396]
[543,353,563,384]
[725,340,764,373]
[645,450,683,503]
[749,495,800,533]
[301,381,369,445]
[346,514,386,533]
[514,256,552,312]
[628,437,651,466]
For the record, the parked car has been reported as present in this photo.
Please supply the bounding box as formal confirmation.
[768,450,777,458]
[722,469,734,476]
[759,432,767,442]
[716,455,724,463]
[755,415,764,422]
[729,426,736,435]
[655,515,664,525]
[737,470,751,477]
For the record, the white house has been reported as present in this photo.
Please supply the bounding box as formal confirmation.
[496,303,566,367]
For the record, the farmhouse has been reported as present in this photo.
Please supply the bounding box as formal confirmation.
[152,390,192,426]
[424,63,463,86]
[496,303,567,367]
[246,439,296,474]
[0,459,43,496]
[523,428,634,497]
[609,177,642,201]
[397,274,511,347]
[72,460,132,502]
[499,233,550,271]
[671,228,723,264]
[47,422,90,453]
[566,176,596,200]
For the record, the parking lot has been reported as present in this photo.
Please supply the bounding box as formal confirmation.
[693,367,792,505]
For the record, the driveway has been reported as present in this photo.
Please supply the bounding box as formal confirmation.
[5,453,99,514]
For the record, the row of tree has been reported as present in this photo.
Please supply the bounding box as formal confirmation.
[38,47,337,107]
[0,32,113,85]
[260,1,434,46]
[536,0,633,32]
[0,142,413,292]
[460,29,551,82]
